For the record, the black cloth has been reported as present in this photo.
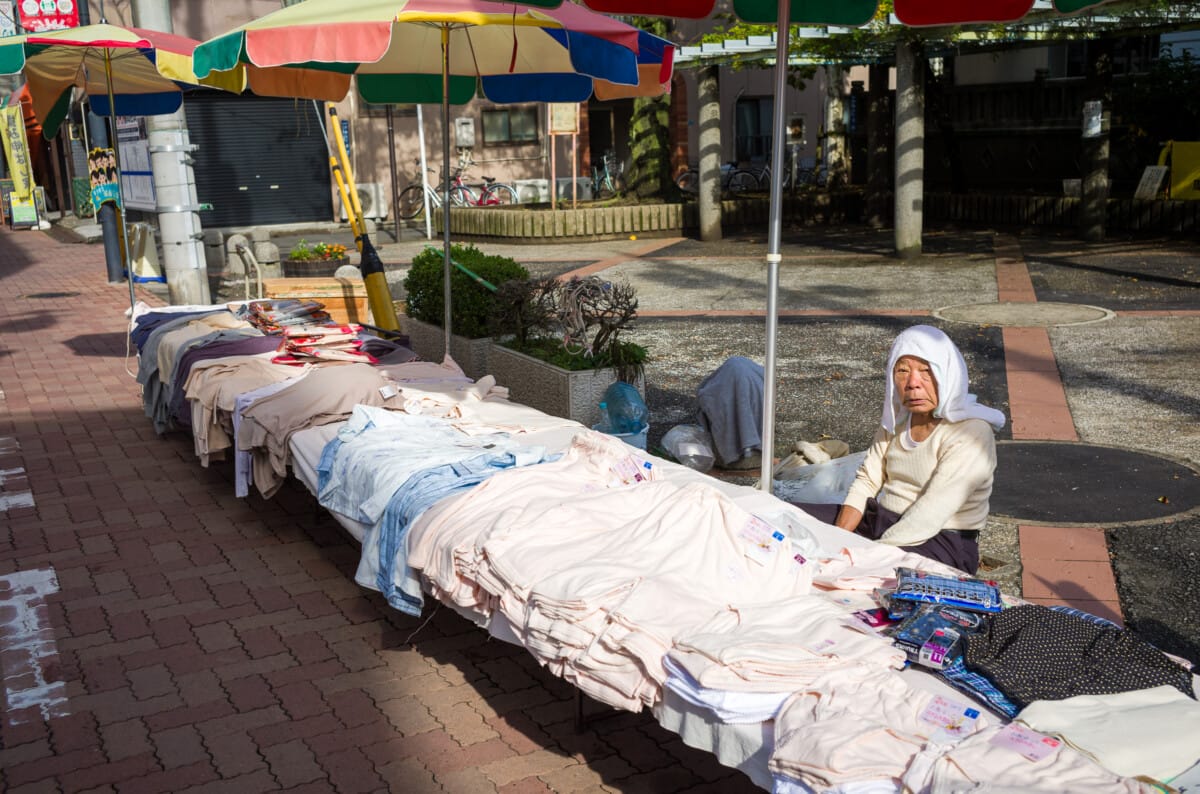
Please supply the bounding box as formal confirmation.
[795,498,980,573]
[963,604,1195,709]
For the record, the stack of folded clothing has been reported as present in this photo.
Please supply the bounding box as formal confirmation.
[274,324,378,365]
[241,299,332,333]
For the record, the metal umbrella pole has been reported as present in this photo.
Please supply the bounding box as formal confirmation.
[440,23,453,354]
[758,0,791,494]
[103,46,138,315]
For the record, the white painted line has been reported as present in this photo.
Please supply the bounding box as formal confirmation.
[0,491,36,511]
[0,439,34,512]
[0,568,70,725]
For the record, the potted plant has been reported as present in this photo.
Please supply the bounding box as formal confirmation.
[401,244,528,378]
[283,239,350,278]
[487,274,648,430]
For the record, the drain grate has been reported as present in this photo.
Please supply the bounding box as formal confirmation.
[20,291,81,299]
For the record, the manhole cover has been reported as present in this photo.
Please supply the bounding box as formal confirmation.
[992,441,1200,524]
[935,301,1113,328]
[21,291,81,299]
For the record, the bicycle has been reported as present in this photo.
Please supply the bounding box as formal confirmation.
[591,151,626,199]
[674,162,758,197]
[397,159,518,219]
[450,157,519,208]
[397,162,463,219]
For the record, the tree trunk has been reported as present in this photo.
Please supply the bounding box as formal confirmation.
[866,62,892,228]
[1079,41,1114,242]
[628,96,670,199]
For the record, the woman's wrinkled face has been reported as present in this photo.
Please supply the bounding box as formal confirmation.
[893,355,939,417]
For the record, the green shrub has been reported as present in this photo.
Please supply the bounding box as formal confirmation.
[402,244,528,339]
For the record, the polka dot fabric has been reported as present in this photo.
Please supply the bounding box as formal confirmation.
[963,604,1195,709]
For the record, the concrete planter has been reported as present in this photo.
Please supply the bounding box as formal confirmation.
[487,344,645,429]
[401,316,492,380]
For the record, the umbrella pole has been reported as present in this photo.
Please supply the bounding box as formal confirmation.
[103,48,137,316]
[759,0,791,493]
[441,24,453,355]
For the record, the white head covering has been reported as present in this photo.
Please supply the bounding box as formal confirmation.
[880,325,1006,433]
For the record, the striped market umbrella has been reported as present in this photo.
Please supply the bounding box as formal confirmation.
[483,0,1128,490]
[194,0,674,347]
[0,24,248,138]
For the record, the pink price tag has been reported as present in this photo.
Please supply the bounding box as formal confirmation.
[918,695,979,740]
[989,723,1060,762]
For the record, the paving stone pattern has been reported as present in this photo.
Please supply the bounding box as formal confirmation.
[0,229,762,793]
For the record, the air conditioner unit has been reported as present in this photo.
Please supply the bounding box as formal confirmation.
[513,178,550,204]
[339,181,389,221]
[554,177,593,201]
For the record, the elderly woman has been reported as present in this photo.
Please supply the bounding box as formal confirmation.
[799,325,1006,573]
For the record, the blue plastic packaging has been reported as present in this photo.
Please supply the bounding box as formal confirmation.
[601,382,647,435]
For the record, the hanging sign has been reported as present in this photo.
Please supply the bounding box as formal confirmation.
[17,0,79,33]
[1081,100,1103,139]
[0,104,33,200]
[115,117,156,211]
[88,146,121,209]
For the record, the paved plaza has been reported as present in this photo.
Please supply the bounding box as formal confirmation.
[1,221,1198,791]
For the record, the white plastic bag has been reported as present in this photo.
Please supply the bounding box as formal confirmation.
[771,451,866,505]
[661,424,716,473]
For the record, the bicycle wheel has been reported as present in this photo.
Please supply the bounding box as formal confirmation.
[486,184,519,206]
[398,185,426,219]
[596,177,617,200]
[449,185,476,207]
[728,170,757,194]
[675,170,698,195]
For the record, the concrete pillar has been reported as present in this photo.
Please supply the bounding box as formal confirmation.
[824,65,847,190]
[894,39,925,259]
[697,65,721,242]
[133,0,211,305]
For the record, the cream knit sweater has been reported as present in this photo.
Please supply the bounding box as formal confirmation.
[842,418,997,547]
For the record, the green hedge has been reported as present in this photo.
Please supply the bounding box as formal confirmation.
[402,244,528,339]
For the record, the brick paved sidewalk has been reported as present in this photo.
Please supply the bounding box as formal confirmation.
[0,228,761,793]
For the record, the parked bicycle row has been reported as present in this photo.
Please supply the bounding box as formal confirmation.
[674,158,827,198]
[397,151,628,219]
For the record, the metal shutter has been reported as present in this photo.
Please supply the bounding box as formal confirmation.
[184,93,332,228]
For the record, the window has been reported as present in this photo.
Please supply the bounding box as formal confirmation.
[360,103,417,119]
[735,97,773,163]
[481,107,539,145]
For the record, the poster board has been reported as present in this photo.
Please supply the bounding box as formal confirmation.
[549,103,579,135]
[88,147,121,209]
[1134,166,1169,200]
[9,193,38,228]
[116,117,156,211]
